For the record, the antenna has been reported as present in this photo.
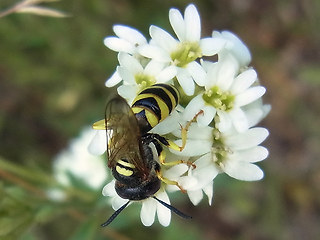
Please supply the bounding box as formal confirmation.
[153,196,192,219]
[101,201,130,227]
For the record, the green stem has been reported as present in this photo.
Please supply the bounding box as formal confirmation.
[0,156,54,186]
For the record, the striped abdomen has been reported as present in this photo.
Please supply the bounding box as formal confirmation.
[131,84,179,134]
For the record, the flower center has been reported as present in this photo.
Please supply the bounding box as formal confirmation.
[211,130,230,167]
[135,73,156,89]
[202,86,235,111]
[170,42,202,68]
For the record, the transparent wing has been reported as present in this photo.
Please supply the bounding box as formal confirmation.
[105,96,147,173]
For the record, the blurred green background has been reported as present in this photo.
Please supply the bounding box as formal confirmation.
[0,0,319,239]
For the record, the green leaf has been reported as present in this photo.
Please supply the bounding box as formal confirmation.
[68,218,99,240]
[0,185,35,239]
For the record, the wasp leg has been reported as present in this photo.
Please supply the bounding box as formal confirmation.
[150,132,186,152]
[158,150,196,169]
[156,170,186,193]
[179,110,204,150]
[145,135,196,169]
[153,110,205,152]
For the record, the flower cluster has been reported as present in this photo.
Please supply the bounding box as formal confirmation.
[50,127,108,201]
[90,4,270,226]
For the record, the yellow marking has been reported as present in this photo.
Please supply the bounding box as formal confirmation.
[156,97,169,121]
[133,93,170,121]
[131,106,144,114]
[145,109,159,127]
[158,86,178,109]
[118,159,135,169]
[92,119,106,130]
[132,93,150,103]
[116,166,133,177]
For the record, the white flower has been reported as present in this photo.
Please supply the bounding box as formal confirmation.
[172,124,269,182]
[102,180,172,227]
[182,54,266,132]
[110,52,177,102]
[104,25,149,88]
[53,127,108,189]
[164,155,217,206]
[242,98,271,128]
[92,3,271,225]
[104,25,147,57]
[212,30,251,68]
[138,4,226,95]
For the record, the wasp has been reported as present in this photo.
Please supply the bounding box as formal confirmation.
[93,84,195,226]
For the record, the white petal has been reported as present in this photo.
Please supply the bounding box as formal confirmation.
[192,164,219,188]
[163,164,189,179]
[225,127,269,150]
[140,199,156,226]
[169,8,185,41]
[144,60,165,76]
[174,122,212,140]
[186,61,207,86]
[262,104,271,119]
[244,107,264,128]
[155,65,177,83]
[138,44,171,62]
[223,160,264,181]
[150,25,177,52]
[216,55,238,90]
[102,180,116,197]
[242,99,271,127]
[113,25,147,45]
[178,175,198,190]
[117,66,135,84]
[201,59,216,72]
[235,86,266,107]
[151,110,180,135]
[184,4,201,42]
[200,37,226,56]
[231,69,257,94]
[193,153,212,166]
[231,146,269,163]
[172,140,211,156]
[118,52,143,73]
[229,108,249,133]
[191,154,219,187]
[103,37,134,54]
[176,70,195,96]
[105,70,122,87]
[182,95,205,122]
[117,84,139,104]
[88,130,106,155]
[203,182,214,205]
[197,105,216,127]
[187,189,203,205]
[204,61,219,87]
[112,196,129,210]
[156,191,171,227]
[220,31,252,67]
[216,110,232,132]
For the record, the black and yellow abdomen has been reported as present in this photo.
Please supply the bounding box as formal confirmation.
[131,84,179,134]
